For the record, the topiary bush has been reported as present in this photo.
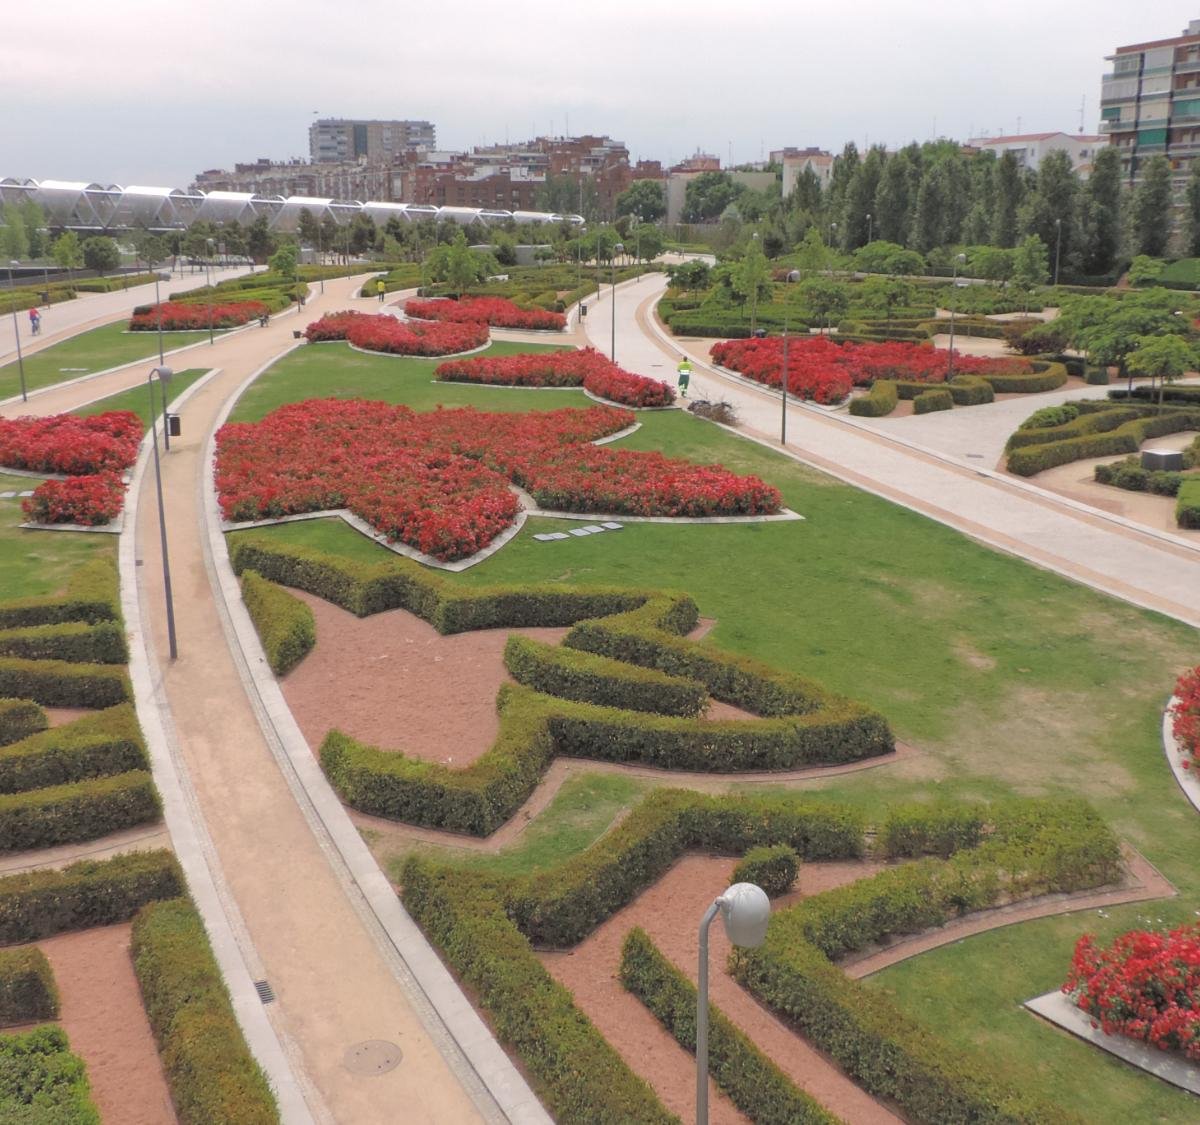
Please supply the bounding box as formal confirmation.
[848,380,898,417]
[0,704,147,794]
[240,569,315,675]
[0,620,128,664]
[947,374,994,406]
[0,1025,99,1123]
[0,559,119,630]
[0,699,46,747]
[1178,479,1200,529]
[732,843,800,897]
[0,770,160,852]
[0,946,58,1026]
[0,656,130,708]
[913,388,953,414]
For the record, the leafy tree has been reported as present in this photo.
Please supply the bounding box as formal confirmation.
[630,223,664,263]
[794,227,828,277]
[81,235,120,275]
[1080,146,1122,276]
[911,163,948,252]
[873,152,913,245]
[666,259,711,290]
[446,231,482,295]
[246,215,276,262]
[1126,333,1197,406]
[492,233,518,267]
[1131,155,1172,257]
[0,204,28,260]
[991,151,1023,248]
[853,240,923,276]
[615,180,665,223]
[1018,149,1077,279]
[683,172,745,223]
[536,174,597,219]
[18,200,45,259]
[858,275,913,321]
[841,147,886,250]
[1127,255,1165,287]
[1067,290,1188,389]
[1010,234,1048,313]
[269,243,298,278]
[297,208,322,249]
[134,233,169,269]
[51,231,82,277]
[1187,157,1200,259]
[732,237,772,329]
[826,142,860,228]
[787,166,824,215]
[799,277,849,333]
[968,245,1013,283]
[348,213,377,256]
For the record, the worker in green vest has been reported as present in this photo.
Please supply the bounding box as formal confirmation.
[676,355,692,398]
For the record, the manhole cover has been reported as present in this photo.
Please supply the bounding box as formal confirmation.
[343,1040,402,1076]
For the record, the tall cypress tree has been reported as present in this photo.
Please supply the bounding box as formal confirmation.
[1131,155,1173,257]
[991,151,1023,248]
[841,146,886,250]
[874,153,914,246]
[1079,145,1122,276]
[1186,158,1200,258]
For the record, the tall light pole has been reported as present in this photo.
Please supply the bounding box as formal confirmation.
[6,262,28,402]
[153,272,165,366]
[146,366,178,661]
[696,883,770,1125]
[866,212,873,246]
[204,241,215,346]
[828,221,837,250]
[1053,217,1062,288]
[947,251,966,380]
[576,224,586,304]
[610,241,624,363]
[781,270,799,444]
[749,232,761,336]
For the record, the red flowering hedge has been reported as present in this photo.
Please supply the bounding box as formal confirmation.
[710,336,1032,405]
[436,348,674,408]
[215,398,780,560]
[129,300,270,331]
[303,311,488,356]
[1065,922,1200,1059]
[1172,666,1200,765]
[406,296,566,331]
[22,473,125,526]
[0,412,142,476]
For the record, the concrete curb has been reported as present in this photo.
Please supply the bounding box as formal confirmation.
[119,367,316,1124]
[1025,991,1200,1094]
[202,347,551,1124]
[1161,695,1199,813]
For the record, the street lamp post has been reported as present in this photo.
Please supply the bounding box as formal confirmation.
[146,366,178,661]
[576,225,586,310]
[781,270,799,445]
[204,248,214,346]
[697,883,770,1125]
[829,221,837,250]
[611,241,624,363]
[6,262,28,402]
[749,232,760,336]
[153,273,165,367]
[866,212,873,246]
[947,252,966,380]
[1053,218,1062,288]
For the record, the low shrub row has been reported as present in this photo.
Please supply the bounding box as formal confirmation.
[240,570,315,675]
[0,849,183,944]
[914,387,953,414]
[0,620,128,664]
[0,698,46,746]
[1179,479,1200,529]
[620,928,838,1124]
[131,898,279,1125]
[1108,384,1200,407]
[732,843,799,896]
[0,558,120,630]
[978,360,1068,395]
[503,634,707,717]
[947,373,995,405]
[0,946,58,1026]
[0,704,147,794]
[1094,456,1191,496]
[401,864,675,1124]
[0,1025,99,1123]
[0,769,159,852]
[848,380,898,417]
[877,801,984,858]
[0,654,130,708]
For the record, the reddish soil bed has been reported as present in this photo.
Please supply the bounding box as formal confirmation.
[44,706,94,728]
[539,854,900,1125]
[33,922,176,1124]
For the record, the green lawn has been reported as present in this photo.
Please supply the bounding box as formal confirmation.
[226,343,1200,1120]
[0,321,216,400]
[228,339,573,422]
[74,368,210,426]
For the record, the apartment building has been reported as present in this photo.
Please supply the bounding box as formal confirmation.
[967,132,1105,176]
[308,118,436,163]
[192,159,396,201]
[1100,18,1200,186]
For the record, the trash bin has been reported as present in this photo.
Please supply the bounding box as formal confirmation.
[580,303,588,318]
[167,414,181,438]
[293,330,303,340]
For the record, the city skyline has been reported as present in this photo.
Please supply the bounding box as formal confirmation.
[4,1,1199,187]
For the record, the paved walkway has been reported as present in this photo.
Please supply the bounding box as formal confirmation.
[1,265,258,364]
[6,279,499,1123]
[583,274,1200,630]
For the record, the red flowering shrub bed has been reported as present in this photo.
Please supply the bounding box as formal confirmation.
[22,473,125,526]
[303,311,488,356]
[0,412,142,476]
[436,348,674,408]
[710,336,1032,405]
[406,296,566,331]
[1172,665,1200,765]
[129,300,269,331]
[215,398,781,560]
[1065,922,1200,1059]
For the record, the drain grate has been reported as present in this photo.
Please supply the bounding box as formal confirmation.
[254,979,275,1004]
[343,1039,402,1076]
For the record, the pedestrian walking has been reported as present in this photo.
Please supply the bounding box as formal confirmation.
[28,307,40,336]
[676,355,692,398]
[376,279,386,303]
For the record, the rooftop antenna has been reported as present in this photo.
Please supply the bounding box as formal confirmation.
[1079,95,1086,133]
[1017,115,1022,134]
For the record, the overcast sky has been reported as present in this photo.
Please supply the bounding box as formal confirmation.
[3,1,1198,189]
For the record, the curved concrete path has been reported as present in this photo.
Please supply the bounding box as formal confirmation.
[4,279,528,1123]
[585,274,1200,630]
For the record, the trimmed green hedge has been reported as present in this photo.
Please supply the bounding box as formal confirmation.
[240,570,315,675]
[0,946,58,1026]
[848,380,898,417]
[878,801,984,858]
[914,388,953,414]
[0,698,46,747]
[0,620,128,664]
[1178,479,1200,529]
[401,865,676,1124]
[620,928,839,1124]
[733,843,799,896]
[0,770,160,851]
[132,898,279,1125]
[1109,384,1200,406]
[0,849,183,943]
[0,559,119,630]
[980,361,1068,395]
[504,634,706,716]
[947,373,994,406]
[0,704,147,794]
[1094,456,1191,496]
[0,655,130,708]
[0,1025,100,1124]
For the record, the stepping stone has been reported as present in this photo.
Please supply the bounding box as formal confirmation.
[18,491,33,498]
[601,521,623,530]
[581,525,606,534]
[0,492,14,499]
[533,533,557,541]
[547,532,570,540]
[568,528,592,537]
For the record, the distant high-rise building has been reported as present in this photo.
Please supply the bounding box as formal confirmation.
[1100,18,1200,188]
[308,118,436,163]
